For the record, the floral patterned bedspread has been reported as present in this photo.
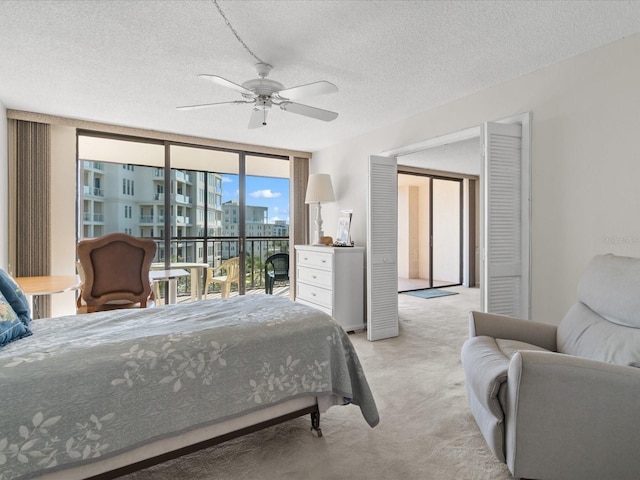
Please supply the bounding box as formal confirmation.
[0,295,378,480]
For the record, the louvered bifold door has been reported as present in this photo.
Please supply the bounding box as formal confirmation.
[367,155,399,341]
[481,122,529,318]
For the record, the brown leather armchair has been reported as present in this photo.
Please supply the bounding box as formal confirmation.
[76,233,157,313]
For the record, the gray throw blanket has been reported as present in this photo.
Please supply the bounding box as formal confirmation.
[0,295,378,480]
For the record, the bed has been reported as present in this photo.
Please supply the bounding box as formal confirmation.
[0,295,379,480]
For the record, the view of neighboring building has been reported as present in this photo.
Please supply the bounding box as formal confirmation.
[221,201,289,258]
[80,161,289,266]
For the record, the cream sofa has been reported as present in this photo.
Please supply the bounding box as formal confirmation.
[461,254,640,480]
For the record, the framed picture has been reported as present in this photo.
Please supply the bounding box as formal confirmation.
[335,210,353,246]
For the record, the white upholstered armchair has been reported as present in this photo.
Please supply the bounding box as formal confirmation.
[461,254,640,480]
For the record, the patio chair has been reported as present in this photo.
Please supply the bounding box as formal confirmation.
[204,257,240,299]
[264,253,289,294]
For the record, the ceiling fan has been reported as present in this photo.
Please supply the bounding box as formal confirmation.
[177,62,339,129]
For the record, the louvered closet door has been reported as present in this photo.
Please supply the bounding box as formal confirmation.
[481,122,529,318]
[367,155,399,341]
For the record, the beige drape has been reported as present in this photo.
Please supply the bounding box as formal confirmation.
[9,120,51,317]
[289,156,309,299]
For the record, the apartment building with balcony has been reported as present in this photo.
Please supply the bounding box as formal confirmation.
[221,200,289,258]
[80,161,224,262]
[80,163,289,266]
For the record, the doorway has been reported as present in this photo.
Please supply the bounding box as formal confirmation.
[367,114,531,341]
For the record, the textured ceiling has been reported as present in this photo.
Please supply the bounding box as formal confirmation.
[1,0,640,153]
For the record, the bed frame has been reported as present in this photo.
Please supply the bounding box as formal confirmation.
[36,395,338,480]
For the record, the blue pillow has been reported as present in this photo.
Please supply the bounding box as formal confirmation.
[0,268,31,326]
[0,291,32,348]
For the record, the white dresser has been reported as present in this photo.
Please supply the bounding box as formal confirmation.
[295,245,365,332]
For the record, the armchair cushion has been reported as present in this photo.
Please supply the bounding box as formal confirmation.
[558,302,640,367]
[577,253,640,328]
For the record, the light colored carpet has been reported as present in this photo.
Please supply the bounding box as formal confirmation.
[122,286,513,480]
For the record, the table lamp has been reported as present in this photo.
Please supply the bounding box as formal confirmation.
[305,173,335,245]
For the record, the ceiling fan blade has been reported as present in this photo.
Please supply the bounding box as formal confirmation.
[176,100,250,110]
[248,108,268,129]
[277,81,338,101]
[198,74,255,96]
[280,102,339,122]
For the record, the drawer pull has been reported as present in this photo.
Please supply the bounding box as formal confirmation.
[312,275,317,279]
[311,293,316,296]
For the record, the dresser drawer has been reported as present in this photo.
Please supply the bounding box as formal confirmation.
[297,282,332,310]
[296,250,333,271]
[297,266,332,289]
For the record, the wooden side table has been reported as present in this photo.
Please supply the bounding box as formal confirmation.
[15,275,81,318]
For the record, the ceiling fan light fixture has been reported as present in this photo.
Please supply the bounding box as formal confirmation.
[179,58,338,126]
[204,0,338,127]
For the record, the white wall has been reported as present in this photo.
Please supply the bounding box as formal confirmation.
[0,102,7,270]
[50,124,79,316]
[397,184,419,279]
[311,32,640,324]
[397,185,410,278]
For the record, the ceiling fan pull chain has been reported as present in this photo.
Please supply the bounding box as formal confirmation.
[212,0,265,65]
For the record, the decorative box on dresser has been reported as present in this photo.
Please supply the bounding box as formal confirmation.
[294,245,365,332]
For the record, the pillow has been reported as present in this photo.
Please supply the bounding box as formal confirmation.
[0,291,32,348]
[0,268,31,326]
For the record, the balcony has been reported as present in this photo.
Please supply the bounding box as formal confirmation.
[84,161,103,171]
[150,236,290,302]
[175,193,190,204]
[139,215,155,223]
[175,171,191,183]
[83,186,104,197]
[83,212,104,222]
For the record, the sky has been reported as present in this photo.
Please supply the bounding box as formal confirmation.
[221,175,290,224]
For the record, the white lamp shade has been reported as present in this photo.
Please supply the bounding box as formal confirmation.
[305,173,335,204]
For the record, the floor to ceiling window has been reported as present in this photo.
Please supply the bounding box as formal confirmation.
[77,132,290,300]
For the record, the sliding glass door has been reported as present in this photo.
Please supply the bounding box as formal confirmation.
[431,178,462,287]
[77,132,290,301]
[397,173,462,290]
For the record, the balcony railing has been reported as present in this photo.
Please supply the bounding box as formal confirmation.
[175,171,190,183]
[175,193,190,204]
[150,236,290,299]
[83,212,104,222]
[84,161,103,171]
[83,186,104,197]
